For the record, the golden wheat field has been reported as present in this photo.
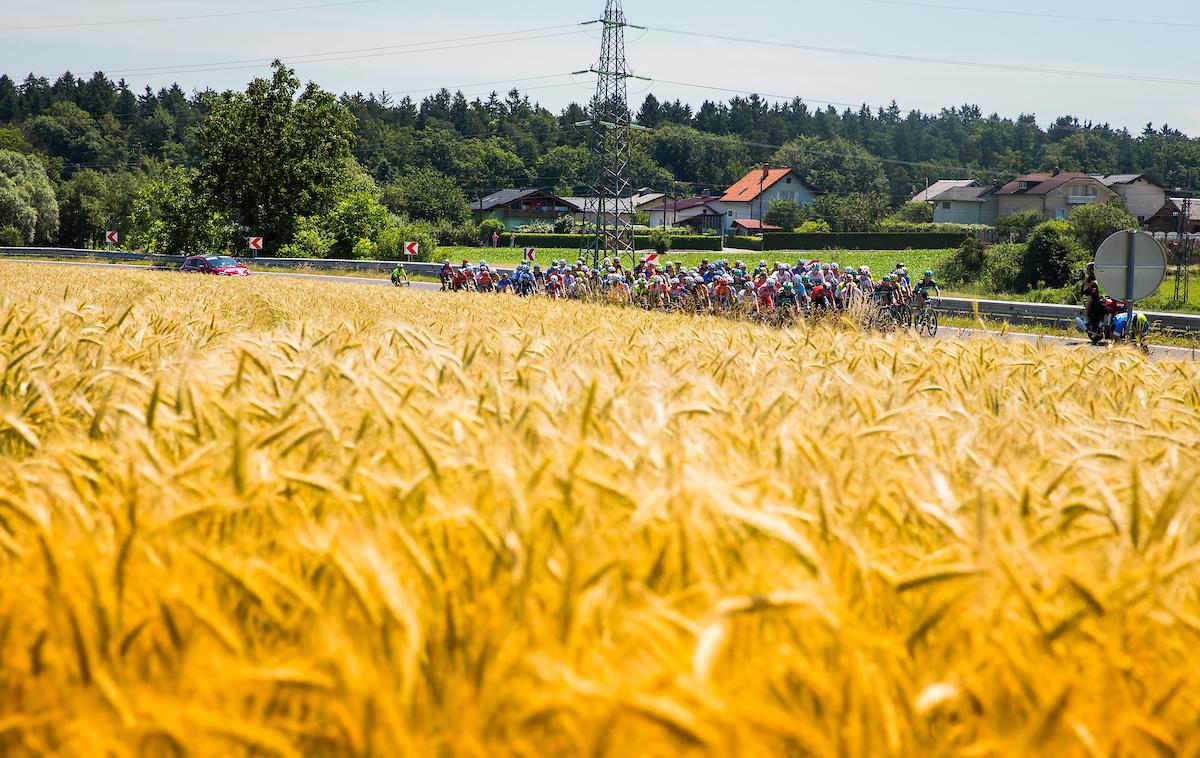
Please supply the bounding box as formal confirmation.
[2,264,1200,756]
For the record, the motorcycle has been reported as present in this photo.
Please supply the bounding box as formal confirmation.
[1075,296,1128,345]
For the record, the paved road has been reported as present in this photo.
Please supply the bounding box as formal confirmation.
[2,258,1194,362]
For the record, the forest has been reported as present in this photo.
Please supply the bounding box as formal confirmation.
[1,65,1198,256]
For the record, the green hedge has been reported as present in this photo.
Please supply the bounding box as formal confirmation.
[724,236,763,251]
[641,235,723,252]
[506,233,723,252]
[762,232,969,251]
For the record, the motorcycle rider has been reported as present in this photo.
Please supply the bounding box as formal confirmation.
[1082,263,1104,337]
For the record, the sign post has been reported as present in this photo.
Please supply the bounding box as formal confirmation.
[1093,229,1168,343]
[404,242,419,257]
[523,247,536,262]
[248,237,264,258]
[105,230,119,246]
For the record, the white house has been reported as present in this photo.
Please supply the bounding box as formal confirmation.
[643,196,727,232]
[1091,174,1167,223]
[720,167,816,233]
[929,185,998,225]
[911,179,982,204]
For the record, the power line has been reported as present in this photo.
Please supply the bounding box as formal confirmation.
[861,0,1200,30]
[2,0,384,32]
[107,29,586,78]
[109,23,581,75]
[646,26,1200,87]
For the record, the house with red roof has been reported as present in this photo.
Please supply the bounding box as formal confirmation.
[994,172,1117,221]
[720,166,816,234]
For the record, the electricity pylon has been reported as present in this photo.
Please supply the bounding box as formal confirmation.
[576,0,648,269]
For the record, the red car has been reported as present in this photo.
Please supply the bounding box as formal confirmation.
[180,255,251,276]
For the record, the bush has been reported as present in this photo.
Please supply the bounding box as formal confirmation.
[879,220,991,234]
[478,219,506,242]
[794,220,832,234]
[0,225,24,247]
[1024,220,1086,289]
[1068,201,1138,254]
[649,226,673,255]
[351,238,378,260]
[377,222,438,262]
[382,168,470,224]
[764,198,807,230]
[981,243,1025,292]
[553,215,576,234]
[761,232,969,251]
[888,201,933,224]
[278,216,336,258]
[996,210,1044,242]
[942,235,988,285]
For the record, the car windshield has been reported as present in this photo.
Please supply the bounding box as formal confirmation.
[206,257,240,268]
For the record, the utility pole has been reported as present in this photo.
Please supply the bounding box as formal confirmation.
[1173,195,1192,305]
[575,0,648,269]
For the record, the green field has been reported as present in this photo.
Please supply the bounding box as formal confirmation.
[443,246,955,275]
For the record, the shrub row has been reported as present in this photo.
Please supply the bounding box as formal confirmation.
[724,236,763,251]
[503,233,723,252]
[762,232,971,251]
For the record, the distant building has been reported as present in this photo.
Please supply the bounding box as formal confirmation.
[643,196,727,232]
[720,167,816,233]
[911,180,982,204]
[1091,174,1167,223]
[1146,197,1200,234]
[928,185,998,225]
[563,188,666,227]
[730,219,783,235]
[472,189,581,231]
[994,172,1117,221]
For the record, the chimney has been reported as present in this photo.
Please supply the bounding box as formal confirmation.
[761,163,770,181]
[1052,169,1061,177]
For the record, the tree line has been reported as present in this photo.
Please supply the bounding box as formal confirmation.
[1,66,1199,257]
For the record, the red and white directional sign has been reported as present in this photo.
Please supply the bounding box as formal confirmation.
[523,247,536,262]
[105,230,119,245]
[404,241,419,256]
[248,237,264,251]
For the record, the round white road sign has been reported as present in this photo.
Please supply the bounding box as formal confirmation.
[1093,230,1167,301]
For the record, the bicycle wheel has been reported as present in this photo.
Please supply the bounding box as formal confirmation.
[926,309,939,336]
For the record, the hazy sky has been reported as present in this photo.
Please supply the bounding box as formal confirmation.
[3,0,1195,134]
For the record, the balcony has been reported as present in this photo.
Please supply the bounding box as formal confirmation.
[1067,195,1100,205]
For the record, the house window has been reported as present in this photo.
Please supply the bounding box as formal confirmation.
[941,201,952,210]
[1055,209,1067,220]
[1018,181,1030,190]
[777,190,796,202]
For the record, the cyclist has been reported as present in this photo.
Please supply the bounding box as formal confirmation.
[439,259,453,290]
[875,274,898,311]
[1112,311,1150,350]
[913,270,941,318]
[712,274,735,312]
[391,263,408,287]
[776,281,799,322]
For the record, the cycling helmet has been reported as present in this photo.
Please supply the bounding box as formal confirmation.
[783,282,795,291]
[608,266,616,274]
[831,262,839,270]
[550,274,560,282]
[924,270,934,278]
[882,275,893,283]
